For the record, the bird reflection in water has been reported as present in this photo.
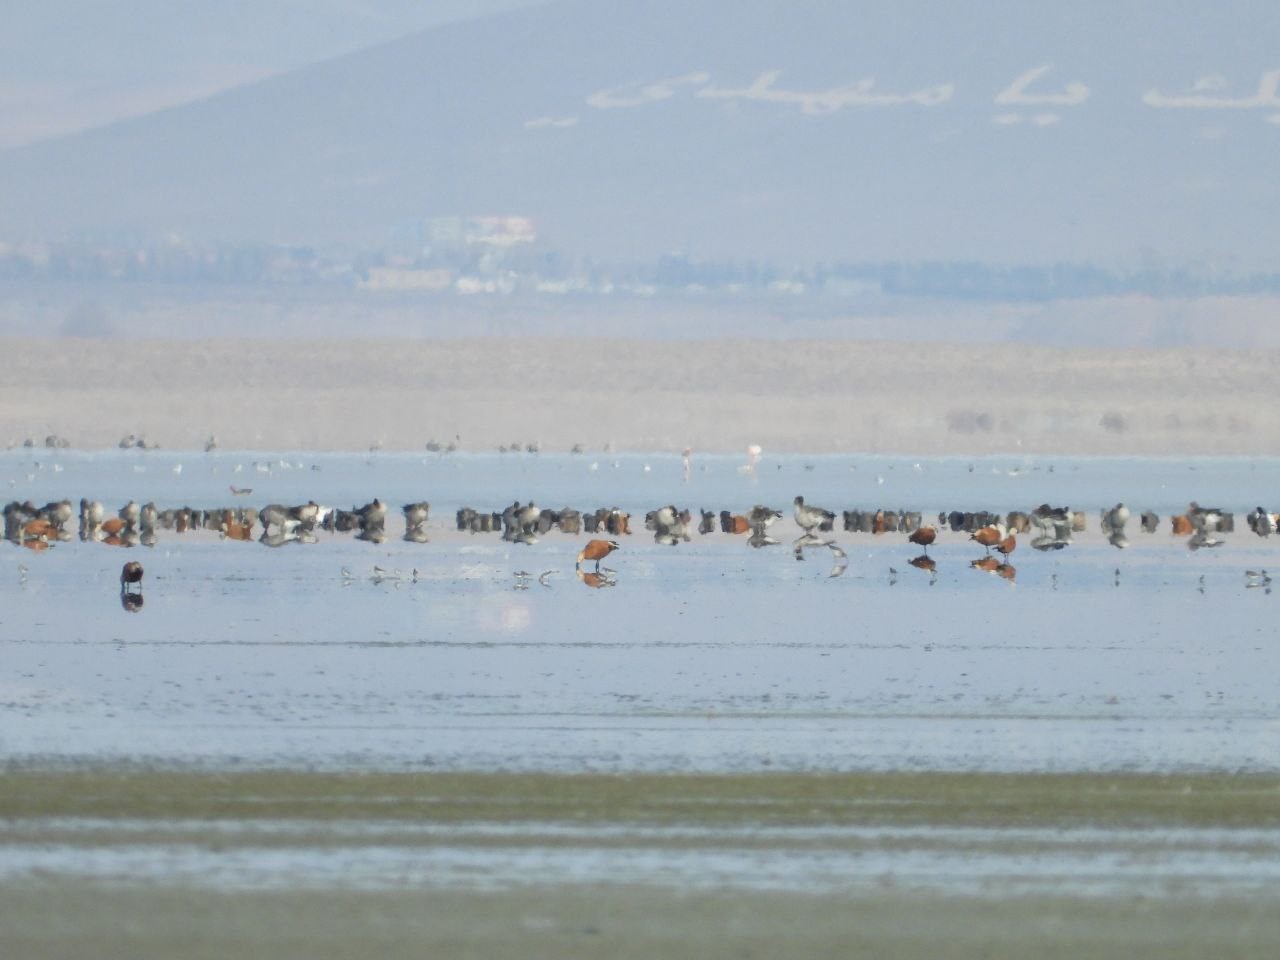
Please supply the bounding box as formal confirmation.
[576,567,617,589]
[908,554,936,574]
[747,529,781,548]
[120,592,144,612]
[907,554,937,585]
[791,533,848,576]
[971,555,1016,582]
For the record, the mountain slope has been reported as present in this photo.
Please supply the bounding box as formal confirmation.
[2,0,1277,266]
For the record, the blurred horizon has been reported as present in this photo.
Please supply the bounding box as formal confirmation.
[2,1,1278,346]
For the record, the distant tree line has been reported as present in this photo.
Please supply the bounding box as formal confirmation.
[1,238,1277,301]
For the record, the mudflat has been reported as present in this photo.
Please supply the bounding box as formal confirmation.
[3,771,1280,959]
[4,883,1277,960]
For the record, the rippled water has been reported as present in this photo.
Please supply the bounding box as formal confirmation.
[4,449,1278,773]
[6,817,1280,898]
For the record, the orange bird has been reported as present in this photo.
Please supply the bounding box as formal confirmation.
[576,539,619,570]
[22,518,58,541]
[99,517,127,537]
[219,510,254,542]
[995,534,1016,562]
[970,526,1002,552]
[908,526,937,552]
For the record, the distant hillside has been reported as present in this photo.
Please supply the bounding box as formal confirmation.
[1,0,1278,268]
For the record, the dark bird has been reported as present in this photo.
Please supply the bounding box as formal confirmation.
[120,561,144,593]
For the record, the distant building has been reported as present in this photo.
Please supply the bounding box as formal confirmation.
[423,216,536,252]
[359,266,455,292]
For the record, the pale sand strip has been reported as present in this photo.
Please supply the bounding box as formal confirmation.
[3,337,1278,455]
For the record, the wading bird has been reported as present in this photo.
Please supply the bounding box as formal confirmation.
[908,525,937,553]
[793,496,835,534]
[120,561,144,594]
[576,539,619,571]
[970,525,1002,553]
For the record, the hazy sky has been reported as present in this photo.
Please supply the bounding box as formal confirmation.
[3,1,1279,271]
[0,0,537,149]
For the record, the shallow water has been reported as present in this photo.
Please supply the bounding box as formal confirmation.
[6,817,1280,898]
[3,450,1278,774]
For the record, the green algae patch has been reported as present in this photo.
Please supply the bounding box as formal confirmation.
[4,770,1279,829]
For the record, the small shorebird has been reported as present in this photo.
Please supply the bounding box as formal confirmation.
[908,525,937,553]
[576,539,619,570]
[120,561,144,593]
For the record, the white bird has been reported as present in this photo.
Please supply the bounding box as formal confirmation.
[793,495,835,533]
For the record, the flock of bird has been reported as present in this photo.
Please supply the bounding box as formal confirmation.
[4,493,1275,555]
[6,491,1277,603]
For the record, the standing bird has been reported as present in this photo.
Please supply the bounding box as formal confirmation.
[995,533,1016,562]
[793,496,835,534]
[908,525,937,553]
[120,561,144,594]
[970,525,1002,553]
[575,539,619,571]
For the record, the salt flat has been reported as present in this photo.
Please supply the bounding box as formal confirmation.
[3,336,1279,455]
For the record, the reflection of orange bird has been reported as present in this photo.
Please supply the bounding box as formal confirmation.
[996,563,1017,582]
[970,526,1001,551]
[971,556,1000,572]
[576,539,619,570]
[995,534,1016,561]
[908,526,936,552]
[576,569,615,589]
[908,554,936,573]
